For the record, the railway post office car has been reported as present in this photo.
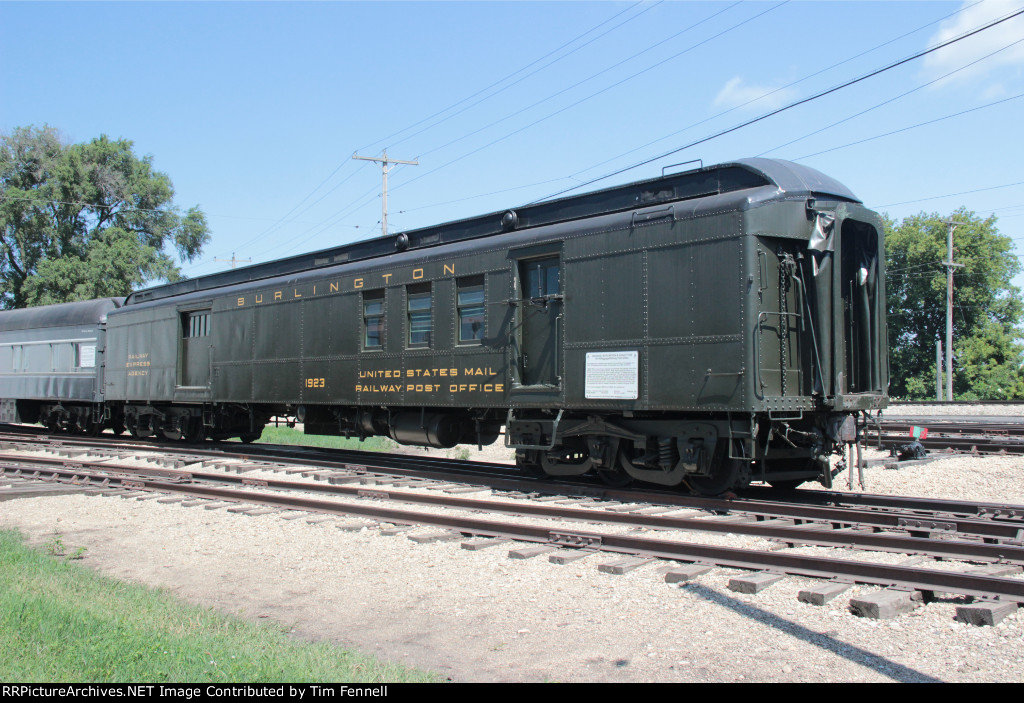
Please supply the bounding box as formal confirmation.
[98,158,887,494]
[0,298,123,433]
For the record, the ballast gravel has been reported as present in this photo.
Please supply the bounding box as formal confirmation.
[2,428,1024,682]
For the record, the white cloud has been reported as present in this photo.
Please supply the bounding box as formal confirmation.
[981,82,1010,99]
[921,0,1024,88]
[712,76,798,111]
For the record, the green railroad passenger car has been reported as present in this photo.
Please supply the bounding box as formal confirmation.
[4,158,889,494]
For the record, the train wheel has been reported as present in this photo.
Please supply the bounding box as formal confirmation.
[597,465,633,488]
[687,457,750,496]
[763,458,819,490]
[161,427,183,442]
[110,420,126,436]
[767,478,805,490]
[539,447,593,477]
[128,419,154,439]
[514,450,545,477]
[185,420,205,443]
[239,431,262,444]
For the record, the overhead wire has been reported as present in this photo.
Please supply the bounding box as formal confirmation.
[527,4,1024,204]
[874,181,1024,209]
[188,2,1023,272]
[182,159,375,275]
[756,36,1024,157]
[411,1,744,160]
[388,1,788,195]
[187,4,658,273]
[561,0,985,182]
[379,1,666,154]
[254,3,770,250]
[792,91,1024,161]
[357,1,656,153]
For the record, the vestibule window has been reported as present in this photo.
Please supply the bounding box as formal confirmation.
[407,284,432,348]
[457,276,485,343]
[363,291,385,349]
[182,310,211,338]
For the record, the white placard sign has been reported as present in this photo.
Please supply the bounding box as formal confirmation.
[585,351,638,399]
[79,344,96,368]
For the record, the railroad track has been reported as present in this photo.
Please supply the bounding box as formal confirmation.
[2,436,1023,623]
[871,418,1024,455]
[4,428,1024,525]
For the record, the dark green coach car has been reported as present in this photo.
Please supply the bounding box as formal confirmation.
[6,159,889,494]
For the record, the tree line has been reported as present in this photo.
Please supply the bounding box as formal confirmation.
[2,125,1022,399]
[885,208,1024,400]
[0,125,209,308]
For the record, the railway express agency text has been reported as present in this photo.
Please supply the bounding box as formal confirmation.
[3,685,388,698]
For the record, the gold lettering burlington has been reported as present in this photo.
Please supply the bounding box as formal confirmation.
[232,264,460,307]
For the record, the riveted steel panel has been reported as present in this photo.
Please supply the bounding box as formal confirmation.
[255,302,301,360]
[691,238,743,337]
[215,306,253,362]
[253,360,301,400]
[565,251,644,344]
[214,363,254,402]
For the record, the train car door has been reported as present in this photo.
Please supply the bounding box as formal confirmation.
[518,256,562,387]
[835,214,885,397]
[178,308,212,387]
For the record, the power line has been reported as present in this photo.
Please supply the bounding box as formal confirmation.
[262,2,777,248]
[793,92,1024,161]
[412,2,744,160]
[874,181,1024,209]
[187,6,657,274]
[181,159,374,274]
[756,36,1024,158]
[563,0,984,182]
[389,1,786,195]
[351,151,419,237]
[379,1,665,154]
[213,253,252,270]
[528,4,1024,203]
[357,1,655,153]
[398,181,569,215]
[0,195,169,214]
[193,4,662,270]
[887,260,947,274]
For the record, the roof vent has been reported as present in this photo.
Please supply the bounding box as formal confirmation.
[501,210,519,232]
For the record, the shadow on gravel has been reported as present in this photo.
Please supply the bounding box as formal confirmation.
[684,584,943,683]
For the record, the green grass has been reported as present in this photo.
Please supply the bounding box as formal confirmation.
[254,426,397,452]
[0,530,439,683]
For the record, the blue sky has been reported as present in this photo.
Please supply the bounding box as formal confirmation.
[3,1,1024,287]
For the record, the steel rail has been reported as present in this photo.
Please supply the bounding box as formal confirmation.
[11,429,1024,525]
[889,400,1024,406]
[8,458,1024,567]
[87,478,1024,604]
[9,428,1024,523]
[874,433,1024,454]
[3,446,1024,542]
[880,420,1024,434]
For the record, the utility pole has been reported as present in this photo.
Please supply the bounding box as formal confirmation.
[352,150,419,237]
[941,219,965,401]
[936,339,943,402]
[214,253,251,269]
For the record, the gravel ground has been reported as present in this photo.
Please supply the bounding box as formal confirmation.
[2,431,1023,683]
[882,403,1024,418]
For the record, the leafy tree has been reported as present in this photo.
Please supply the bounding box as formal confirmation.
[0,125,209,308]
[885,207,1024,399]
